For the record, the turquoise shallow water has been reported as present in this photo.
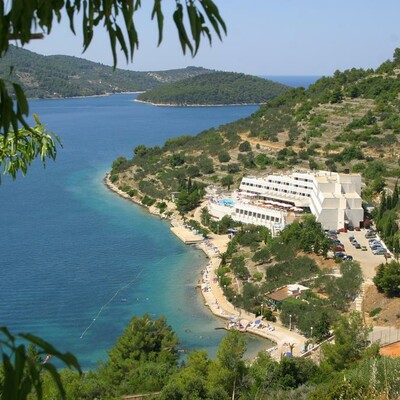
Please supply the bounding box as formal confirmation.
[0,94,270,369]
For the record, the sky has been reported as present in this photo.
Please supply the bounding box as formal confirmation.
[24,0,400,76]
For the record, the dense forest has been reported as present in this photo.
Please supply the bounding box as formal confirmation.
[136,72,289,105]
[0,46,213,98]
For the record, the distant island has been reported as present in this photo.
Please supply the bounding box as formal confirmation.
[0,47,289,105]
[136,72,289,106]
[0,46,213,98]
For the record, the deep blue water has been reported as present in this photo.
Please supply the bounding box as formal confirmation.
[263,75,322,88]
[0,94,271,369]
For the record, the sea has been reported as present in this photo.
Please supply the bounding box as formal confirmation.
[265,75,322,88]
[0,76,320,370]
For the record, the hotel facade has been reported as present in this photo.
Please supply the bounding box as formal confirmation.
[208,170,364,233]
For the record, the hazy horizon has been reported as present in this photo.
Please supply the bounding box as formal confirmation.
[22,1,400,76]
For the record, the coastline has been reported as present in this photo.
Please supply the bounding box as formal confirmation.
[134,98,265,107]
[103,173,307,359]
[29,91,144,101]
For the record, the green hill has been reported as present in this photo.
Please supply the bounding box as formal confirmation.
[136,71,289,105]
[106,50,400,400]
[112,49,400,227]
[0,46,213,98]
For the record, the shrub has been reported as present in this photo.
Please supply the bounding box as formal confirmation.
[110,174,118,183]
[253,272,263,282]
[169,153,185,167]
[218,151,231,163]
[239,141,251,152]
[264,309,276,322]
[141,196,156,207]
[369,307,382,317]
[186,165,201,178]
[374,261,400,297]
[198,157,214,174]
[227,163,240,173]
[156,201,167,213]
[127,189,137,197]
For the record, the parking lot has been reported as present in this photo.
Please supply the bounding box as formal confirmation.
[334,229,391,280]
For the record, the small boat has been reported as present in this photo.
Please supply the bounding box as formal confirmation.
[121,298,127,302]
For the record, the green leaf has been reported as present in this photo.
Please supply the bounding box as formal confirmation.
[19,333,81,371]
[151,0,164,46]
[41,363,66,399]
[12,83,29,116]
[200,0,227,39]
[115,24,128,60]
[173,3,193,55]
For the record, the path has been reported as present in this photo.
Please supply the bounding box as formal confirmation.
[197,232,307,359]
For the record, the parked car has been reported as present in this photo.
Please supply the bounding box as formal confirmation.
[334,252,346,258]
[365,233,377,239]
[355,227,361,231]
[347,225,354,231]
[338,227,347,233]
[354,243,361,249]
[351,240,359,246]
[343,255,353,260]
[369,241,381,247]
[349,235,355,242]
[361,245,367,251]
[373,248,388,255]
[335,246,345,252]
[371,245,384,251]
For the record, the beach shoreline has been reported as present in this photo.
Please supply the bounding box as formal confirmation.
[28,91,144,101]
[134,98,264,107]
[103,173,307,359]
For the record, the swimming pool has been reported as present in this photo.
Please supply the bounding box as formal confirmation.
[219,199,235,207]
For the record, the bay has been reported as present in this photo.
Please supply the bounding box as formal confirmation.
[0,94,270,369]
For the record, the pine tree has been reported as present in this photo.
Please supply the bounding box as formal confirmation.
[392,180,399,208]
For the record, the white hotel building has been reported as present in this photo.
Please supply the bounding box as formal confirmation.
[208,170,364,233]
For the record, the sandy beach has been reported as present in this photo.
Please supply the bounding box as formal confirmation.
[134,98,264,107]
[104,175,307,359]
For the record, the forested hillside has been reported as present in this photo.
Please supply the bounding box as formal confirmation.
[0,46,213,98]
[112,49,400,251]
[136,71,289,105]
